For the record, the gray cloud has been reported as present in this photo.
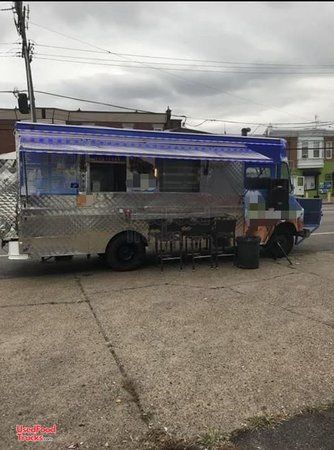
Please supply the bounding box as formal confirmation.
[1,1,334,134]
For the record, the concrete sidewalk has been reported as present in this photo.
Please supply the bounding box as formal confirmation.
[0,290,146,449]
[1,251,334,449]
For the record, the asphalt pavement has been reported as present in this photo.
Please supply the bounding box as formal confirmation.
[294,203,334,254]
[1,207,334,449]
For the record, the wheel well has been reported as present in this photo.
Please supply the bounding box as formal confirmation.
[106,230,147,252]
[274,221,297,236]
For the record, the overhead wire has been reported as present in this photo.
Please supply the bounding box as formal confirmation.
[29,21,309,121]
[0,42,20,45]
[33,90,157,113]
[32,54,334,75]
[1,88,334,129]
[33,43,334,68]
[0,88,158,113]
[171,113,334,126]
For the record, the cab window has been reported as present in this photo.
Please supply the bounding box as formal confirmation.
[245,166,272,189]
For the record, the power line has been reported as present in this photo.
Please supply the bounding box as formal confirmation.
[0,89,159,113]
[33,90,156,113]
[2,87,334,131]
[32,55,334,75]
[16,45,334,75]
[33,51,334,73]
[33,43,334,69]
[30,21,116,55]
[2,88,334,128]
[173,113,334,126]
[29,21,308,121]
[35,43,107,54]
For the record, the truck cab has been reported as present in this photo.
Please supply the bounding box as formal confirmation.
[243,140,322,257]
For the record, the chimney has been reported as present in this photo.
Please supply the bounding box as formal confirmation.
[164,106,172,130]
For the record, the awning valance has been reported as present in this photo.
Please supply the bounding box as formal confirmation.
[17,122,273,164]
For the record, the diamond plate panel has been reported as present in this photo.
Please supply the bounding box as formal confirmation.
[18,161,244,257]
[0,158,19,239]
[20,191,243,257]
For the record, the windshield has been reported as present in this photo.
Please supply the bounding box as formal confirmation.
[280,162,293,193]
[246,166,271,179]
[280,162,290,180]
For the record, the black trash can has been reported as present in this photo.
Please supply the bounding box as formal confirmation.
[235,236,261,269]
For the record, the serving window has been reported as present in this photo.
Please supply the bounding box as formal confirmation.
[89,157,126,193]
[157,159,200,192]
[21,153,79,195]
[126,157,157,192]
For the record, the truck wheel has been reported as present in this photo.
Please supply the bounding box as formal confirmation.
[105,234,146,271]
[267,230,294,258]
[55,255,73,261]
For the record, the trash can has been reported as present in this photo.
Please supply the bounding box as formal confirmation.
[235,236,260,269]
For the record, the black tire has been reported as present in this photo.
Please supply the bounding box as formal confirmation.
[105,233,146,271]
[55,255,73,261]
[267,230,294,259]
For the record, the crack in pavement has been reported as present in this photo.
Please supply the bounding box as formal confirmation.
[273,304,334,330]
[84,271,297,297]
[0,271,298,309]
[291,265,334,283]
[89,282,169,296]
[73,275,152,428]
[4,269,327,334]
[169,271,297,290]
[228,284,334,332]
[0,300,86,308]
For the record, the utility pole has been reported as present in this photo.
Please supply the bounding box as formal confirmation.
[13,1,36,122]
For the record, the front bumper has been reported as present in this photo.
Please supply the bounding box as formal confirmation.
[297,228,311,239]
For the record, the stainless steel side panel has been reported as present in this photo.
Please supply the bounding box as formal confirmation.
[19,192,243,257]
[0,158,18,240]
[18,159,244,257]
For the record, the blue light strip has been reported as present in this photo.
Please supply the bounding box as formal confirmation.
[17,125,273,163]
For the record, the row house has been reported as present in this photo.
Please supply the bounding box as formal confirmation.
[266,127,334,197]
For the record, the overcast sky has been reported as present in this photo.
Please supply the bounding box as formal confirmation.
[0,1,334,133]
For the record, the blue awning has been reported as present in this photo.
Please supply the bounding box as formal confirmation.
[17,122,273,163]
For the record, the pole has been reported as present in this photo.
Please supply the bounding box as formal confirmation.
[14,1,36,122]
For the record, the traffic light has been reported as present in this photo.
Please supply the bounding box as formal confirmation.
[18,93,30,114]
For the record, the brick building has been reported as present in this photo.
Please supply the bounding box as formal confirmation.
[0,107,182,154]
[267,127,334,197]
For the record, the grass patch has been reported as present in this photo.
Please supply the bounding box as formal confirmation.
[122,377,139,402]
[141,402,334,450]
[198,429,225,449]
[140,428,201,450]
[245,414,283,430]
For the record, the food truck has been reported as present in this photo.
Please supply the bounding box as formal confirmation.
[0,122,322,269]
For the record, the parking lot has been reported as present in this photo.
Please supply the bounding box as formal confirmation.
[1,216,334,449]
